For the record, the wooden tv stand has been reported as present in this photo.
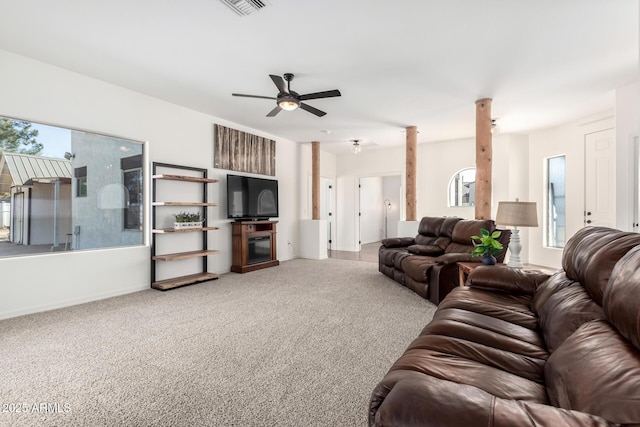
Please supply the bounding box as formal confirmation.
[231,220,279,273]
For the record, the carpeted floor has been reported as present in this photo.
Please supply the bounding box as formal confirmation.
[0,258,437,427]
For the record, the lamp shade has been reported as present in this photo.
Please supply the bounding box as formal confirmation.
[495,201,538,227]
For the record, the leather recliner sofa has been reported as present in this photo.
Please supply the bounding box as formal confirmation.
[369,226,640,426]
[379,216,510,304]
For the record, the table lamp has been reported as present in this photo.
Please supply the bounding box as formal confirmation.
[495,199,538,268]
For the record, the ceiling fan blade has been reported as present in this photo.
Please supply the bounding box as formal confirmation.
[266,106,282,117]
[232,93,276,100]
[269,75,287,93]
[299,103,326,117]
[299,89,341,101]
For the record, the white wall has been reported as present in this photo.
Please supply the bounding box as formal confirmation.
[335,148,404,250]
[615,82,640,231]
[382,175,401,238]
[418,137,476,220]
[0,49,300,319]
[528,112,615,268]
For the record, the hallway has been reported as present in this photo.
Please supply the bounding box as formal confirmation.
[328,241,379,263]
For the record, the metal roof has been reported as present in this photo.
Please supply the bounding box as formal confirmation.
[0,152,72,193]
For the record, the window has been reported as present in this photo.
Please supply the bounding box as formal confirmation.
[122,155,143,230]
[0,115,145,257]
[547,155,566,248]
[448,168,476,207]
[75,166,87,197]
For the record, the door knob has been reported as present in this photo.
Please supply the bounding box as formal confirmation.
[586,220,592,224]
[586,211,592,216]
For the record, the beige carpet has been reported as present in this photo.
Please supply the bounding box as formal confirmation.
[0,258,436,427]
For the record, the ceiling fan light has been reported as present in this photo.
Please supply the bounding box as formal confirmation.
[278,97,299,111]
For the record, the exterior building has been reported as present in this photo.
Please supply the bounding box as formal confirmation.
[0,152,72,248]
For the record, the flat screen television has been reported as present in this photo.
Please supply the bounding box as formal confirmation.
[227,174,279,220]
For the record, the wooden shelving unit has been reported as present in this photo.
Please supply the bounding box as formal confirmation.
[151,163,220,290]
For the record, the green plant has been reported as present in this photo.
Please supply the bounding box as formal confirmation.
[471,228,503,257]
[174,211,202,223]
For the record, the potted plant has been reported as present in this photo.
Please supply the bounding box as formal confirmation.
[471,228,503,265]
[174,211,203,229]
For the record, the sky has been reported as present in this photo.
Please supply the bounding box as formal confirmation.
[31,122,71,159]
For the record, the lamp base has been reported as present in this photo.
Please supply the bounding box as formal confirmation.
[507,227,524,269]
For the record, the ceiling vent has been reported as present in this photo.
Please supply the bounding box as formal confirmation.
[219,0,268,16]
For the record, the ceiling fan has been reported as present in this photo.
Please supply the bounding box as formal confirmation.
[232,73,341,117]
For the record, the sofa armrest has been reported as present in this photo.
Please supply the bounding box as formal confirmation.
[467,266,550,296]
[380,237,415,248]
[370,372,493,427]
[434,252,478,265]
[370,372,615,427]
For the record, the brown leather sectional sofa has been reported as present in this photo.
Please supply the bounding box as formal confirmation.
[369,226,640,426]
[378,216,510,304]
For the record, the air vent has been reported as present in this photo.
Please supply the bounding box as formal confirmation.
[219,0,268,16]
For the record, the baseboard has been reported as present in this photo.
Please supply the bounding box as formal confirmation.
[0,283,150,321]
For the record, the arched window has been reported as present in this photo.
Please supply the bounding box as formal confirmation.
[448,168,476,207]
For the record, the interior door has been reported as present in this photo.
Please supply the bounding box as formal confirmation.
[320,177,334,250]
[584,128,616,228]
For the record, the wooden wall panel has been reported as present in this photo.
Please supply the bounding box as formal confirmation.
[214,124,276,176]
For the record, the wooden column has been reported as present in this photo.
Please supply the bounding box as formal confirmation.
[311,141,320,220]
[475,98,492,220]
[405,126,417,221]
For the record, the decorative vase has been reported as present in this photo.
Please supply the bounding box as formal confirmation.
[174,221,204,230]
[481,254,497,266]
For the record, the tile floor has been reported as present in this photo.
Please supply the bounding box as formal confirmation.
[328,241,380,263]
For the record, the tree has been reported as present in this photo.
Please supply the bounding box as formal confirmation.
[0,117,43,155]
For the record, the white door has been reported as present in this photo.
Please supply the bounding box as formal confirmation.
[320,177,334,250]
[307,175,335,250]
[359,177,384,246]
[584,128,616,228]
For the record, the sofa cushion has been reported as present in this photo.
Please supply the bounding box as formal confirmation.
[407,244,443,256]
[531,271,576,314]
[440,216,463,238]
[537,283,605,353]
[545,320,640,425]
[378,247,408,267]
[407,333,546,383]
[417,216,445,236]
[451,219,494,244]
[604,245,640,350]
[560,226,640,305]
[389,347,548,403]
[582,233,640,306]
[414,235,452,249]
[401,256,437,283]
[414,217,446,247]
[380,237,414,248]
[445,219,494,253]
[561,226,618,281]
[425,308,548,359]
[439,287,538,330]
[416,307,548,383]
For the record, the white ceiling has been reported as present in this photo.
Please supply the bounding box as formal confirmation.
[0,0,637,154]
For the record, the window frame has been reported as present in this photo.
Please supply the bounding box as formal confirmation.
[545,155,566,248]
